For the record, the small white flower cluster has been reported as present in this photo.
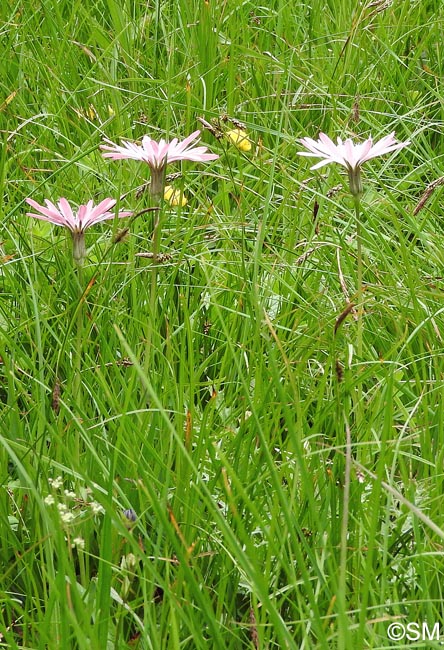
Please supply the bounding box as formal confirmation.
[44,475,105,526]
[72,537,85,550]
[48,476,63,490]
[57,502,76,524]
[90,500,104,515]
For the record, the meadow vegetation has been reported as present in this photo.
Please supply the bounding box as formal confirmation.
[1,0,444,648]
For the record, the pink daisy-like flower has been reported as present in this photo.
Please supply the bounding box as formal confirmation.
[26,197,132,264]
[297,132,410,196]
[100,129,219,198]
[26,197,131,233]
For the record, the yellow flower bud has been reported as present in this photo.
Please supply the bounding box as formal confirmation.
[226,128,251,152]
[87,104,97,120]
[164,185,188,207]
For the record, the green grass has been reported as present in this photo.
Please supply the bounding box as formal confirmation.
[1,0,444,648]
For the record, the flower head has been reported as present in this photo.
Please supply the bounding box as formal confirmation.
[26,197,132,234]
[100,130,219,198]
[226,128,252,152]
[297,132,410,196]
[297,132,409,171]
[101,129,218,168]
[26,197,132,265]
[122,508,138,529]
[122,508,137,523]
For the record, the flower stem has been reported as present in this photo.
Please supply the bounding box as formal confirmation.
[354,196,364,359]
[143,192,164,383]
[338,195,363,641]
[338,418,352,648]
[354,195,363,406]
[73,263,84,463]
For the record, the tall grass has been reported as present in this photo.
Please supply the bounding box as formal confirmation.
[1,0,444,648]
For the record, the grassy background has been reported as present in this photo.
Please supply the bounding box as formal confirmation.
[1,0,444,648]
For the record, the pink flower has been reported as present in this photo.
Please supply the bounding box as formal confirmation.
[100,130,219,197]
[100,129,219,166]
[26,197,132,264]
[297,132,410,196]
[26,197,132,233]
